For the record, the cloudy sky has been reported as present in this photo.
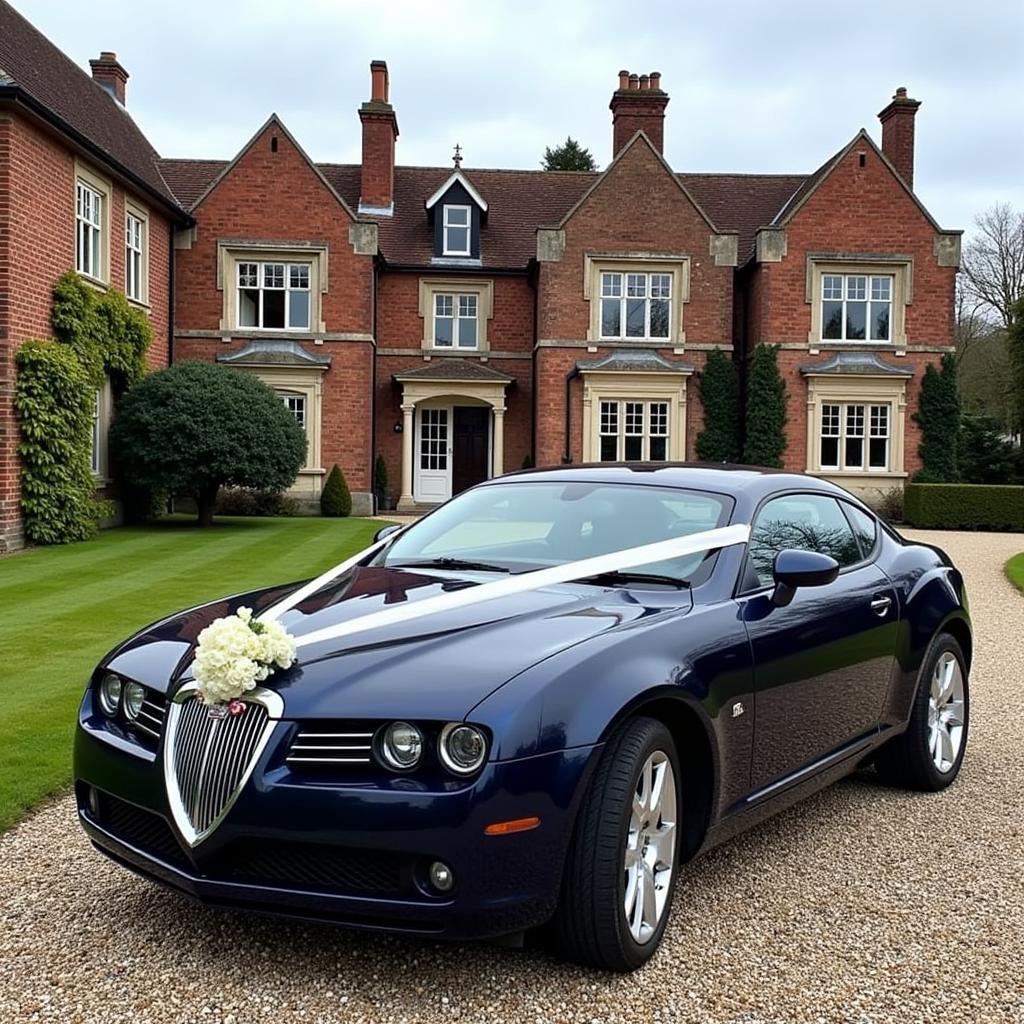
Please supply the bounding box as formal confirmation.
[15,0,1024,235]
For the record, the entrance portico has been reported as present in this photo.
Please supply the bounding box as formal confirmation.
[393,360,513,512]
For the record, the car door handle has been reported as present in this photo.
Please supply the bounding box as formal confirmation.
[870,595,892,617]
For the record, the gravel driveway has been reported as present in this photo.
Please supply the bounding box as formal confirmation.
[2,529,1022,1024]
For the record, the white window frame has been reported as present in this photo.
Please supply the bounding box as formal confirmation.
[806,257,911,347]
[442,204,472,257]
[418,278,493,351]
[89,379,113,480]
[818,401,891,472]
[585,256,690,344]
[278,390,307,432]
[76,180,104,281]
[432,291,479,349]
[124,204,148,304]
[597,399,672,462]
[236,260,312,331]
[598,271,673,341]
[820,273,893,343]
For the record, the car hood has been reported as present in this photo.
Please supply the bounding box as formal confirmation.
[104,566,692,719]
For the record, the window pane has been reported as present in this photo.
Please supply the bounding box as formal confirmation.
[263,289,285,328]
[601,298,621,337]
[624,436,642,460]
[845,436,864,469]
[870,302,890,341]
[457,316,477,347]
[868,438,888,469]
[649,299,670,338]
[649,436,667,461]
[599,401,618,435]
[239,289,259,327]
[822,302,843,339]
[288,289,310,329]
[844,503,877,555]
[822,275,843,300]
[434,316,453,345]
[600,436,618,462]
[601,273,622,298]
[238,263,258,288]
[846,276,867,301]
[289,264,310,289]
[445,206,469,226]
[625,299,646,337]
[870,276,891,301]
[435,294,453,316]
[625,402,644,435]
[626,274,646,298]
[846,301,866,340]
[649,403,668,436]
[820,436,840,468]
[459,294,477,317]
[264,263,284,288]
[445,226,469,253]
[650,274,671,299]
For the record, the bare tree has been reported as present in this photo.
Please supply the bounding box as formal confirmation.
[960,204,1024,329]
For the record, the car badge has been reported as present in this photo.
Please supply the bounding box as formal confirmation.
[732,701,745,718]
[206,703,229,720]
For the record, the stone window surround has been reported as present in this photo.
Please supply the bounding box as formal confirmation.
[417,277,494,351]
[583,254,691,345]
[804,374,909,482]
[805,254,913,347]
[231,364,326,483]
[580,369,691,463]
[217,241,329,335]
[124,198,150,308]
[75,161,112,286]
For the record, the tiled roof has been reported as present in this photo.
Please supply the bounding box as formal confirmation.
[800,352,914,377]
[157,157,809,270]
[392,359,514,383]
[0,1,183,213]
[577,349,695,374]
[216,340,331,367]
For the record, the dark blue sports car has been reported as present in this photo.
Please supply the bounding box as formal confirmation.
[74,465,971,971]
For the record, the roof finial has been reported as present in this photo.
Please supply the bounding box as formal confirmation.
[452,143,463,169]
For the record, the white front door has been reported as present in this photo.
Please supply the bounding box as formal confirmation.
[414,405,452,503]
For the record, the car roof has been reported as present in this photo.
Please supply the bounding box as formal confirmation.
[492,462,854,504]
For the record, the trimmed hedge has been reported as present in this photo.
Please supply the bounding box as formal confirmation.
[904,483,1024,531]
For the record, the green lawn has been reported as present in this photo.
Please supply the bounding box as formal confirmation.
[1007,552,1024,595]
[0,515,387,831]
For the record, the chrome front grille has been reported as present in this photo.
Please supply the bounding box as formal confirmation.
[163,683,282,846]
[133,692,166,740]
[287,725,375,766]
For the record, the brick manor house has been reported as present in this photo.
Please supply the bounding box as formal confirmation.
[0,1,961,549]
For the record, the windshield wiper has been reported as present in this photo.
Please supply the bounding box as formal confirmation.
[390,557,512,574]
[580,570,689,589]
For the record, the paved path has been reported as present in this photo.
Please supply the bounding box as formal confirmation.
[1,530,1022,1023]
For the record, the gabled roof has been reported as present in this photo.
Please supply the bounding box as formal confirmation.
[577,349,695,374]
[393,359,513,383]
[424,169,488,212]
[186,114,357,219]
[217,340,331,367]
[0,0,184,217]
[799,351,914,378]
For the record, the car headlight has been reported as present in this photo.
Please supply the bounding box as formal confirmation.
[122,681,146,721]
[97,672,122,716]
[379,721,423,770]
[439,723,487,775]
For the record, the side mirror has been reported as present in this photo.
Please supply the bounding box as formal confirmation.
[374,523,403,544]
[770,549,839,608]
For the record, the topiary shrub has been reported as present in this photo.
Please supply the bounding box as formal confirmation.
[913,353,961,483]
[110,361,306,527]
[696,347,741,462]
[14,340,113,543]
[742,344,788,467]
[903,483,1024,530]
[373,454,388,511]
[321,464,352,517]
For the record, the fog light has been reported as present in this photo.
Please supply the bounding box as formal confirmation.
[429,860,454,893]
[87,786,100,818]
[123,681,145,721]
[97,673,122,716]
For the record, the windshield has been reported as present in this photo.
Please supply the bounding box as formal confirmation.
[379,481,733,583]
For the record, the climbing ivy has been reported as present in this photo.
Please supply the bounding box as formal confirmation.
[14,273,152,544]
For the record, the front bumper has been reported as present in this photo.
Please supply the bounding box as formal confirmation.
[73,712,599,940]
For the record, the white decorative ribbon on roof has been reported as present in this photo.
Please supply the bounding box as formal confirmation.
[261,523,751,653]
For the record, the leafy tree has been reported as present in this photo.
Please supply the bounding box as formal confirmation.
[541,136,597,172]
[110,361,306,526]
[321,464,352,518]
[742,345,788,467]
[913,353,961,482]
[960,415,1021,484]
[696,348,741,462]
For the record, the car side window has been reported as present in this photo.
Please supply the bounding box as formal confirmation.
[747,493,864,588]
[842,502,878,559]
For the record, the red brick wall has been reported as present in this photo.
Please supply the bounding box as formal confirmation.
[0,112,174,550]
[173,120,375,493]
[747,145,955,476]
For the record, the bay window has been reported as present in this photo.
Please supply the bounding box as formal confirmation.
[598,400,670,462]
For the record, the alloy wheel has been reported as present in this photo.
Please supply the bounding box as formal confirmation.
[623,750,677,944]
[928,651,966,774]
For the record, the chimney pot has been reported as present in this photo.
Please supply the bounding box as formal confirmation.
[370,59,389,103]
[878,86,921,189]
[609,70,669,155]
[639,74,650,90]
[618,69,630,90]
[628,73,639,90]
[650,71,661,91]
[89,51,128,106]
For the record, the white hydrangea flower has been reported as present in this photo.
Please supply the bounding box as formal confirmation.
[193,608,297,704]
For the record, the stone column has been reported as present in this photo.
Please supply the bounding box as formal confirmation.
[399,402,415,508]
[492,406,505,477]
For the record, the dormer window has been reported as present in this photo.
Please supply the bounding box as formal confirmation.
[443,205,472,256]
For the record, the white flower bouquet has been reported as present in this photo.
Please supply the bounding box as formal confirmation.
[192,607,296,704]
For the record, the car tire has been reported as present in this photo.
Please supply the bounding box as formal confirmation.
[553,716,681,972]
[875,633,969,792]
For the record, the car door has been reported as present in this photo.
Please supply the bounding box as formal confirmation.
[738,492,898,791]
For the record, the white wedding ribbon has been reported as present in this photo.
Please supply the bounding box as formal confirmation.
[277,522,750,653]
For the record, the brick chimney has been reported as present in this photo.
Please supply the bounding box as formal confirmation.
[878,86,921,189]
[358,60,399,214]
[610,69,669,156]
[89,51,128,106]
